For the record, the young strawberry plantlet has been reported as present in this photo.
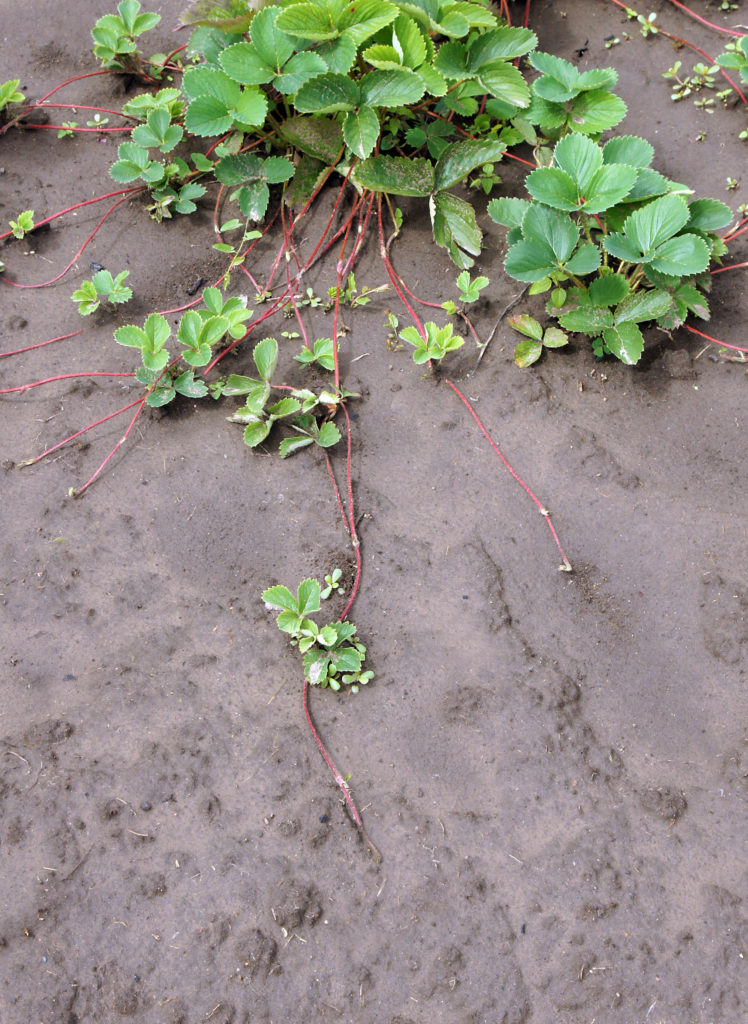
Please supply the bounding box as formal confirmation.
[489,133,733,364]
[91,0,162,81]
[294,337,336,371]
[400,320,464,365]
[261,574,376,853]
[442,271,489,314]
[262,573,372,694]
[9,210,34,240]
[0,80,24,124]
[71,269,132,316]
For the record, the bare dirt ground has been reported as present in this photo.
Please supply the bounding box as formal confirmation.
[1,2,746,1022]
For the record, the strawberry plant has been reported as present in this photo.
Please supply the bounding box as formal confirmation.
[400,320,464,365]
[489,133,732,364]
[262,578,372,693]
[0,79,24,124]
[8,210,34,240]
[91,0,163,80]
[72,269,132,315]
[7,0,748,855]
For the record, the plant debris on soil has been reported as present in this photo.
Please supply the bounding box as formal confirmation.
[1,2,746,1022]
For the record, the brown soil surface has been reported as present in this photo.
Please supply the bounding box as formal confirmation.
[1,2,746,1022]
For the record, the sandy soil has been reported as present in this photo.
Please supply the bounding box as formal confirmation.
[1,1,746,1022]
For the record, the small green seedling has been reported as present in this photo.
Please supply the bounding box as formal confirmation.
[469,162,502,196]
[262,577,372,692]
[400,321,464,365]
[321,568,343,598]
[694,97,715,113]
[72,269,132,315]
[57,121,78,138]
[726,177,740,191]
[628,10,658,37]
[508,313,568,367]
[115,311,172,374]
[198,286,252,339]
[222,336,348,452]
[278,413,341,458]
[9,210,34,240]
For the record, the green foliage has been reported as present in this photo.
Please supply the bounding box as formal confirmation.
[295,337,336,370]
[110,106,208,219]
[72,269,132,315]
[262,577,372,691]
[508,314,567,367]
[321,568,343,598]
[443,271,489,313]
[215,153,294,220]
[0,79,24,120]
[489,134,731,364]
[9,210,35,240]
[718,37,748,84]
[527,51,627,139]
[400,321,464,365]
[221,336,351,453]
[327,273,387,309]
[91,0,161,77]
[122,88,185,121]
